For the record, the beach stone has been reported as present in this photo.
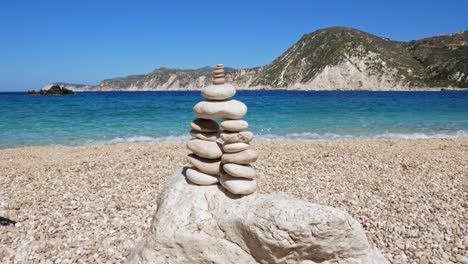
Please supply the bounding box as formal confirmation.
[187,139,223,159]
[214,73,225,78]
[214,69,224,74]
[220,173,257,195]
[201,84,236,100]
[213,78,225,85]
[222,142,250,153]
[223,163,256,179]
[186,154,221,175]
[193,100,247,120]
[185,167,218,185]
[127,168,389,264]
[221,131,254,144]
[221,120,249,132]
[222,149,258,164]
[190,130,220,141]
[216,64,224,68]
[191,118,219,132]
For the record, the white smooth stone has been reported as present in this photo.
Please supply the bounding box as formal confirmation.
[201,84,236,100]
[191,118,219,132]
[222,143,250,153]
[193,100,247,120]
[190,130,220,141]
[220,131,253,144]
[187,139,223,159]
[186,154,221,175]
[213,78,225,85]
[223,163,256,179]
[221,120,248,132]
[220,173,257,195]
[186,168,218,185]
[222,149,258,164]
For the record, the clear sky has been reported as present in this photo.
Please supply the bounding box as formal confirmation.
[1,0,467,91]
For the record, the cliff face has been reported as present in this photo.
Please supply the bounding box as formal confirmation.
[72,27,468,91]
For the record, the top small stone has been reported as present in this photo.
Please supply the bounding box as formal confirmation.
[216,64,224,68]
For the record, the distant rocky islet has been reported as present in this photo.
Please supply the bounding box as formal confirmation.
[28,84,75,96]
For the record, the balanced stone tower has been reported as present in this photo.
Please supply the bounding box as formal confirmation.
[186,64,258,195]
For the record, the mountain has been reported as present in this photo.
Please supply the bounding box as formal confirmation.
[406,31,468,86]
[74,27,468,91]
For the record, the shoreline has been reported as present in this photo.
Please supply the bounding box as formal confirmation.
[73,87,468,92]
[4,88,468,94]
[2,133,468,151]
[1,138,467,262]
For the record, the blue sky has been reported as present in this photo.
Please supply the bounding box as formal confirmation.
[0,0,467,91]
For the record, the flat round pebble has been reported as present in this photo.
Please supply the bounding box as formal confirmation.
[221,120,248,132]
[222,143,250,153]
[223,163,256,179]
[186,154,221,175]
[191,118,219,133]
[187,139,223,159]
[193,100,247,120]
[222,149,258,164]
[220,131,253,144]
[220,173,257,195]
[185,167,218,185]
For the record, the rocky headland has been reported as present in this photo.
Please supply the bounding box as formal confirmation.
[60,27,468,92]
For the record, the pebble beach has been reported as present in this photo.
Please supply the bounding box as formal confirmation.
[1,138,467,263]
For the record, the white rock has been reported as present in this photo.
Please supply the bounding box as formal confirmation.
[190,130,219,141]
[220,173,256,195]
[201,84,236,100]
[185,167,218,185]
[186,154,221,175]
[223,163,256,179]
[191,118,219,132]
[221,131,253,144]
[193,100,247,120]
[187,139,223,159]
[127,168,389,264]
[222,149,258,164]
[222,142,250,153]
[221,120,249,132]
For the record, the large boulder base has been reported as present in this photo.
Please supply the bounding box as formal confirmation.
[127,168,388,264]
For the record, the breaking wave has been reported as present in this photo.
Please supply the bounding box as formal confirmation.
[255,130,468,141]
[78,130,468,146]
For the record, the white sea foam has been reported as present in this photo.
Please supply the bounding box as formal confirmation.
[255,130,468,141]
[74,130,468,147]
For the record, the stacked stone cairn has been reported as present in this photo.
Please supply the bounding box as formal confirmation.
[186,64,258,195]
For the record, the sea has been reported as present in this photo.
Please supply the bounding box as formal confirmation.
[1,91,467,149]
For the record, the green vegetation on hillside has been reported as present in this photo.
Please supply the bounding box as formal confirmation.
[95,27,468,90]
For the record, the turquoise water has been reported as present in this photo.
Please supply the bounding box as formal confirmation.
[1,91,468,149]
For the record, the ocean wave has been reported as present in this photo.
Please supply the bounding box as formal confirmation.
[255,130,468,141]
[76,130,468,146]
